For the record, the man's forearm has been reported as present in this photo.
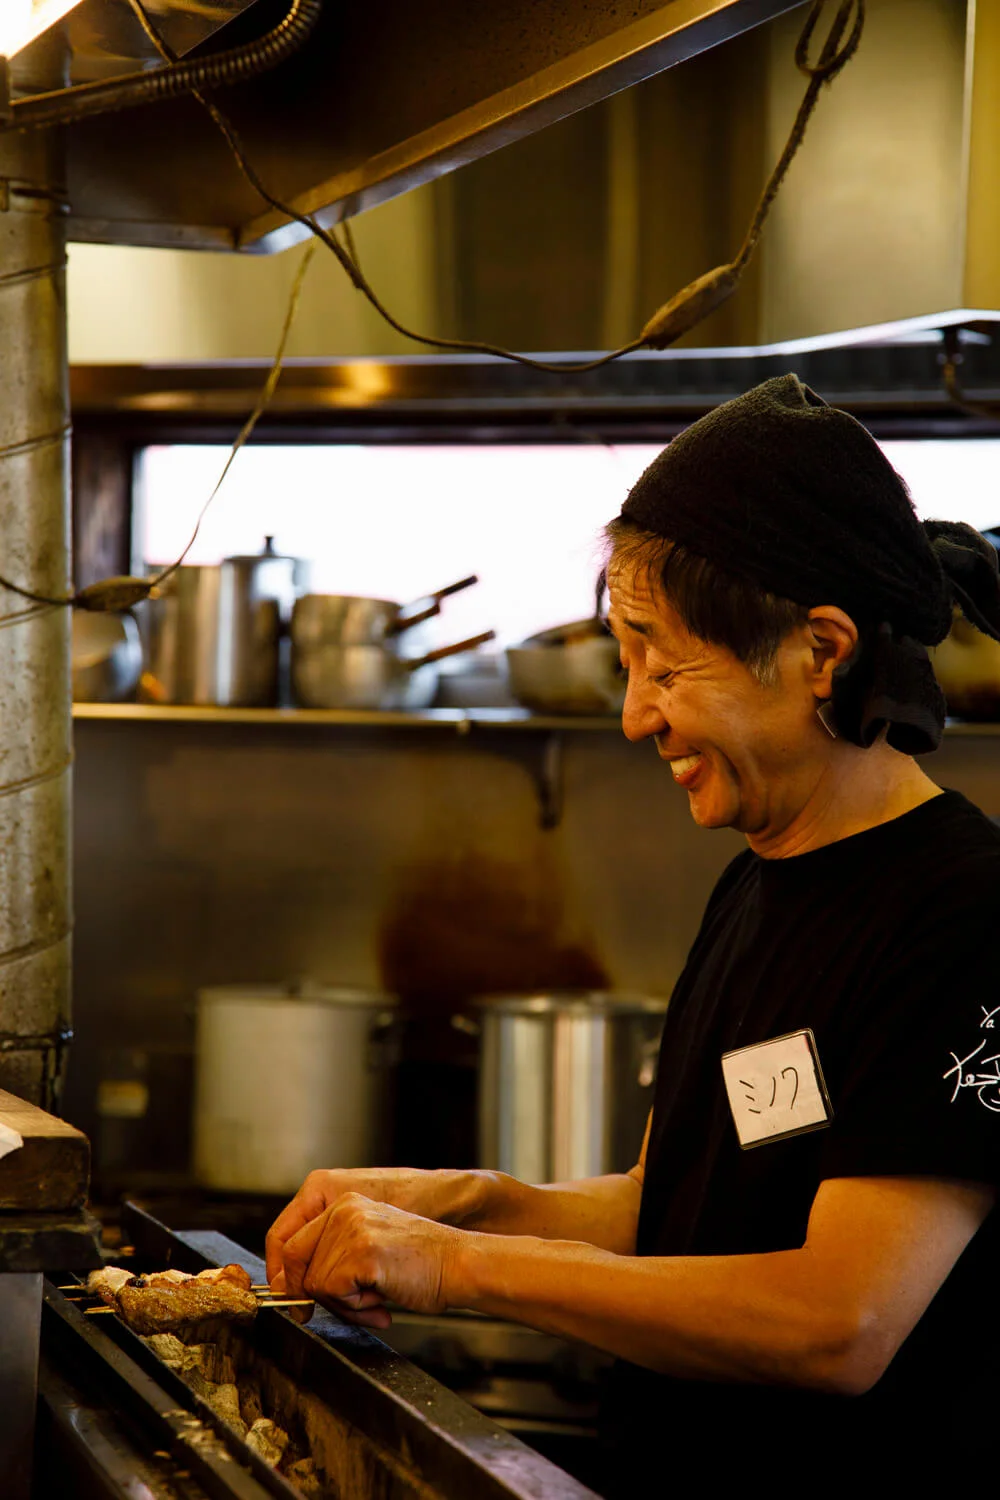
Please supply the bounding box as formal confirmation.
[447,1231,856,1391]
[459,1170,641,1254]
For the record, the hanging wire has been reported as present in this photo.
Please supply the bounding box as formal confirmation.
[0,0,866,610]
[0,237,317,613]
[638,0,864,346]
[128,0,864,368]
[146,240,318,592]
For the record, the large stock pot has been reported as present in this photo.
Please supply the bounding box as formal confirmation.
[462,991,669,1184]
[193,983,398,1193]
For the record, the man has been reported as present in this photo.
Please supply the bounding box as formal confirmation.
[268,376,1000,1489]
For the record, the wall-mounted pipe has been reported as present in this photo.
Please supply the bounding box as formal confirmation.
[0,125,72,1108]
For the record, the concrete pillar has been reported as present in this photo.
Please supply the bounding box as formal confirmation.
[0,124,72,1109]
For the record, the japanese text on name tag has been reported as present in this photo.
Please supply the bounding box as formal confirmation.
[721,1028,832,1149]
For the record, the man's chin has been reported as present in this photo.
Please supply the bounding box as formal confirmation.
[684,786,741,831]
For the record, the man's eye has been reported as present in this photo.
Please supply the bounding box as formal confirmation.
[650,670,674,687]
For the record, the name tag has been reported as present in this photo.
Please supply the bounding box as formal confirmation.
[721,1029,833,1149]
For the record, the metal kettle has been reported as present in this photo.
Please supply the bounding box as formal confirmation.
[139,537,309,707]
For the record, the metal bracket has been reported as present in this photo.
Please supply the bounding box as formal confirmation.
[531,731,564,831]
[460,724,565,830]
[0,1027,73,1113]
[0,1026,74,1053]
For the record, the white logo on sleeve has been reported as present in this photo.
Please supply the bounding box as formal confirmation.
[943,1007,1000,1112]
[722,1029,833,1149]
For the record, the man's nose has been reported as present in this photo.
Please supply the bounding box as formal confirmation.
[621,671,666,743]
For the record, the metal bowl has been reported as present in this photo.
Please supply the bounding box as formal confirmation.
[505,631,625,716]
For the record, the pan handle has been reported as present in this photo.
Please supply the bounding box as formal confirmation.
[432,574,479,602]
[407,630,496,670]
[389,575,480,635]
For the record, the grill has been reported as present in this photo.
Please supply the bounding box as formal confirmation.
[38,1201,600,1500]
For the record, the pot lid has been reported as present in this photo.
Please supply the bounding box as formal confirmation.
[222,536,303,568]
[198,983,398,1009]
[471,990,668,1017]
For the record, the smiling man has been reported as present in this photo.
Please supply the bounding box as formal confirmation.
[268,376,1000,1492]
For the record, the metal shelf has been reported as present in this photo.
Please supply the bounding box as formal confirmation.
[69,706,1000,830]
[71,704,1000,735]
[71,702,621,732]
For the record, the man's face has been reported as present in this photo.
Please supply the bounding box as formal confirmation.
[607,563,821,841]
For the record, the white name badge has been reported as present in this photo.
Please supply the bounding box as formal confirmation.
[721,1028,833,1149]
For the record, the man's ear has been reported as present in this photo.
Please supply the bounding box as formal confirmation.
[806,606,859,698]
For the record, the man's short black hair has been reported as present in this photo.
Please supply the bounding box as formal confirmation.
[605,515,810,684]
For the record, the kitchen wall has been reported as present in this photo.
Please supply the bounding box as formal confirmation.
[67,718,1000,1189]
[68,719,740,1185]
[66,183,440,362]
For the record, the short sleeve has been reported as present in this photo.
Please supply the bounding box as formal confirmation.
[818,913,1000,1187]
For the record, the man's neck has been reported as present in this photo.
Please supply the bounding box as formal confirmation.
[746,744,942,859]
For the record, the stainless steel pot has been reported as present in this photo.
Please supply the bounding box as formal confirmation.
[292,631,496,710]
[930,609,1000,719]
[193,982,399,1194]
[462,991,669,1183]
[506,620,625,716]
[140,538,308,706]
[291,576,479,649]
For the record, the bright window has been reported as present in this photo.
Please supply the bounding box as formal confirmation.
[136,443,661,649]
[135,437,1000,650]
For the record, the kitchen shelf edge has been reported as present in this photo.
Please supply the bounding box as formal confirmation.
[70,705,1000,736]
[70,702,623,731]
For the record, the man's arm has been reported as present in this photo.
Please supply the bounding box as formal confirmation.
[265,1114,652,1288]
[453,1175,994,1392]
[279,1174,993,1392]
[463,1110,651,1251]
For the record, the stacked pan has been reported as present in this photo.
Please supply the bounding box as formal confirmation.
[290,575,494,710]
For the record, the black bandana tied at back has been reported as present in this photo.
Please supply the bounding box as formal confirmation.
[619,374,1000,753]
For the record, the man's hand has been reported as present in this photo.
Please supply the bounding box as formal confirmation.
[278,1193,464,1328]
[265,1167,483,1291]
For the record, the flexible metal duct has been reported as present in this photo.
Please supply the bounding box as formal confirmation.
[0,125,72,1108]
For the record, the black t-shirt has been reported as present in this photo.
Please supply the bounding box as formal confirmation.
[602,790,1000,1492]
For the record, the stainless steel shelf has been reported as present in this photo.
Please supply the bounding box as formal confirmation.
[71,702,622,732]
[71,704,1000,737]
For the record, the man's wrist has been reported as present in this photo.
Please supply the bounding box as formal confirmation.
[436,1168,507,1228]
[442,1223,491,1311]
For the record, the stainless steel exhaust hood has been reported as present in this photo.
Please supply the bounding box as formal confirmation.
[13,0,1000,353]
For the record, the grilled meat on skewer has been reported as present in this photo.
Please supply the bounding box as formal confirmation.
[87,1262,258,1335]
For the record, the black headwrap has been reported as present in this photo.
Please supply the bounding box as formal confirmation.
[619,373,1000,754]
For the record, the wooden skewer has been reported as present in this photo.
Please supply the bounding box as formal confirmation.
[81,1298,314,1314]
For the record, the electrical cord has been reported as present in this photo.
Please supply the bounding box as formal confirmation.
[0,0,865,610]
[132,0,864,372]
[0,238,317,613]
[6,0,321,131]
[140,239,318,595]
